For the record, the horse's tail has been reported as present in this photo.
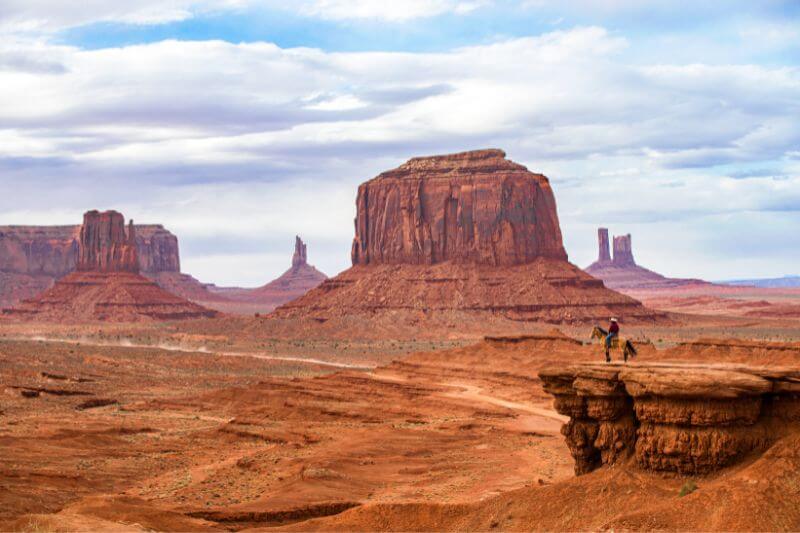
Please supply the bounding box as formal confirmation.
[626,340,638,358]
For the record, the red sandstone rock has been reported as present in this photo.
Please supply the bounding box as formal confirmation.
[274,150,662,325]
[540,361,800,475]
[77,211,139,273]
[3,210,217,322]
[0,221,182,306]
[597,228,611,264]
[351,149,567,267]
[586,228,708,290]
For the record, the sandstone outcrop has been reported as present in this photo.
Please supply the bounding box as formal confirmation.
[273,150,662,325]
[215,236,327,310]
[0,222,182,306]
[4,211,217,322]
[586,228,708,290]
[540,361,800,475]
[351,149,567,267]
[77,211,139,273]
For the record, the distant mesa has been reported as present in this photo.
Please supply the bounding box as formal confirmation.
[585,228,708,290]
[273,149,662,325]
[3,210,217,322]
[0,218,224,308]
[212,235,327,310]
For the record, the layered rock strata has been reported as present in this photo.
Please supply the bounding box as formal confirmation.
[4,211,216,322]
[351,149,567,267]
[0,221,182,306]
[540,362,800,475]
[274,150,661,324]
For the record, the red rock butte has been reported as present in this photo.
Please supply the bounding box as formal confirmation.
[215,235,327,308]
[0,220,184,307]
[274,149,662,325]
[3,210,217,322]
[585,228,709,290]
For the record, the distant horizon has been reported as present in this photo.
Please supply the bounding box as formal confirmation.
[1,1,798,285]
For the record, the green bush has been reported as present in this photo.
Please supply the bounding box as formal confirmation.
[679,480,697,497]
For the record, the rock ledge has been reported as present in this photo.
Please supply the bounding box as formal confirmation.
[540,361,800,475]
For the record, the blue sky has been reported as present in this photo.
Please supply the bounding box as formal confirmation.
[0,1,799,285]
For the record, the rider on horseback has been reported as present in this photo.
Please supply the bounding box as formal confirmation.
[605,318,619,363]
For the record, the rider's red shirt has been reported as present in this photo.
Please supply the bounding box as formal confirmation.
[609,322,620,334]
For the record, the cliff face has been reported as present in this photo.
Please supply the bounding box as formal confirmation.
[540,362,800,475]
[77,211,139,273]
[0,223,180,276]
[351,149,568,267]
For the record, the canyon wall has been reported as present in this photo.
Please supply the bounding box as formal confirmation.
[350,149,568,267]
[540,362,800,475]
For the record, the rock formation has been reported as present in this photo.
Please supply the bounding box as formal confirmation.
[0,222,183,307]
[597,228,611,264]
[77,211,139,273]
[611,234,635,268]
[273,150,662,326]
[351,149,567,267]
[3,210,217,322]
[586,228,707,290]
[214,236,327,310]
[540,361,800,475]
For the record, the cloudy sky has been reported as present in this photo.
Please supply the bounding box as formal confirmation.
[1,1,799,286]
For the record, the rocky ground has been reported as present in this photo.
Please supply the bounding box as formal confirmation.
[2,317,800,531]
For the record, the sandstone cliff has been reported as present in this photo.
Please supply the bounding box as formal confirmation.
[0,222,183,307]
[540,361,800,475]
[273,150,662,326]
[351,149,567,267]
[4,210,216,322]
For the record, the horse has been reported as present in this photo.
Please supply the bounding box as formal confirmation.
[591,325,637,363]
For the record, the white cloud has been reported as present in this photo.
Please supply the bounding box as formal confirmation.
[0,26,798,283]
[299,0,489,21]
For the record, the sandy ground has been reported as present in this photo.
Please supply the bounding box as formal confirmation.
[3,314,800,531]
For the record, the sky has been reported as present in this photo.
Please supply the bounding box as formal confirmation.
[0,0,799,286]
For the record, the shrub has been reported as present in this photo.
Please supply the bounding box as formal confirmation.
[679,480,697,497]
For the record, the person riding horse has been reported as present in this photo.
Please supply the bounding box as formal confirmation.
[605,318,620,362]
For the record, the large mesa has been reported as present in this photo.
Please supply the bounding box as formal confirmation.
[3,210,217,322]
[273,149,661,327]
[351,149,567,266]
